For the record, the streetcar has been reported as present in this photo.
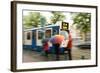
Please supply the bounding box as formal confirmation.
[23,22,69,52]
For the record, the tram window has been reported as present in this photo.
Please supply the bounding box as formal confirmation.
[38,31,44,39]
[45,29,51,38]
[53,29,57,35]
[27,32,31,40]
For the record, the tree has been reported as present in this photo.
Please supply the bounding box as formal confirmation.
[50,11,66,24]
[72,13,91,41]
[23,12,47,28]
[40,16,47,27]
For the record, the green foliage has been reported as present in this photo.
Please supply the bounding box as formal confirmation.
[40,16,47,27]
[50,11,66,24]
[72,12,91,41]
[72,13,91,33]
[23,12,47,28]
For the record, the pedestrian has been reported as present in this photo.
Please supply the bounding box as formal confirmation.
[50,35,65,60]
[43,41,49,57]
[67,30,72,50]
[64,30,72,60]
[53,43,60,60]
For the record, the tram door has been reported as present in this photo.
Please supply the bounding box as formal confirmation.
[37,30,44,46]
[32,30,36,49]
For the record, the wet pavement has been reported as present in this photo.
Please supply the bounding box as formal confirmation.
[22,46,91,63]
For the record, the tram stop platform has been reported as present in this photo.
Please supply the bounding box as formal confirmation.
[23,46,91,63]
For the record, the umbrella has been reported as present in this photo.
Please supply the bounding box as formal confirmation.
[50,35,65,60]
[59,30,69,40]
[50,35,65,44]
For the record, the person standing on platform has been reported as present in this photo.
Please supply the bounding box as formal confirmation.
[66,30,72,60]
[42,39,49,57]
[64,30,72,60]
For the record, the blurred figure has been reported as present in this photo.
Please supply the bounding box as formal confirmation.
[50,35,65,60]
[53,44,60,60]
[64,30,72,60]
[42,39,49,57]
[67,30,72,50]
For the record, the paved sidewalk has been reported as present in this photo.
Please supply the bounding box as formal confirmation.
[23,46,91,63]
